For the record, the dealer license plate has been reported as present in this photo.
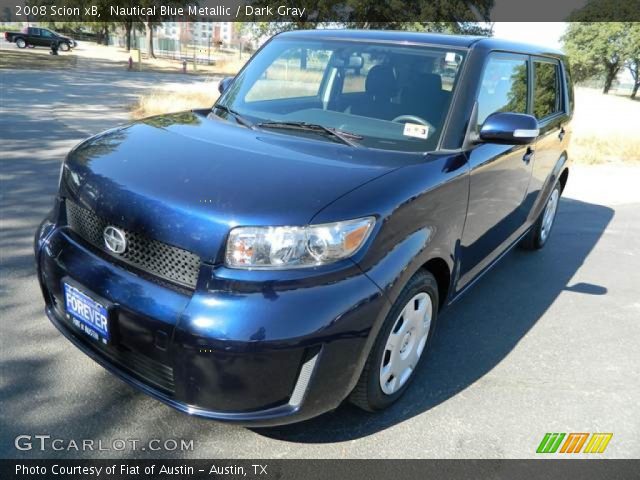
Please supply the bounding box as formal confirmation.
[63,283,110,344]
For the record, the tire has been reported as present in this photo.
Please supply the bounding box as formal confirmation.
[15,38,26,49]
[59,42,70,52]
[521,181,561,250]
[350,270,439,412]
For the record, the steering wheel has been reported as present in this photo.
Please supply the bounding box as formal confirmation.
[392,115,434,131]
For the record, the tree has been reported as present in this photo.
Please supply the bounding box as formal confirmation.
[242,0,494,40]
[343,21,492,36]
[137,0,191,58]
[144,17,157,58]
[343,0,494,32]
[562,22,631,94]
[1,6,12,22]
[625,24,640,98]
[628,57,640,99]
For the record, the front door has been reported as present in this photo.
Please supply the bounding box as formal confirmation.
[458,52,534,291]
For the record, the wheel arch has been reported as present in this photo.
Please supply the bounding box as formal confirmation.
[420,257,451,311]
[558,166,569,193]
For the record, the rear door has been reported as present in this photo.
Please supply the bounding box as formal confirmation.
[522,57,569,215]
[457,52,534,290]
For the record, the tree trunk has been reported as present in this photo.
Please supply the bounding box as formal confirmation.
[632,82,639,99]
[124,21,132,51]
[103,26,109,46]
[300,48,307,70]
[603,65,619,94]
[146,19,155,59]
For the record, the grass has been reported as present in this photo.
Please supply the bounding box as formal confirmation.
[0,48,78,70]
[569,87,640,164]
[130,84,220,119]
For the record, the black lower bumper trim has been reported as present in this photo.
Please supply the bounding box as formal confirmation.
[46,307,304,426]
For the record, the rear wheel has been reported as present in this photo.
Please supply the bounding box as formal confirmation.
[521,181,561,250]
[350,270,438,412]
[16,38,26,49]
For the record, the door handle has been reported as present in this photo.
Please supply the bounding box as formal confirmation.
[558,127,565,141]
[523,147,534,164]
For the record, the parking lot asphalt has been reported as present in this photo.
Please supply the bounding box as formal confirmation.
[1,58,639,459]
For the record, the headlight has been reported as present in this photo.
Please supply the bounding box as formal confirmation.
[225,217,376,269]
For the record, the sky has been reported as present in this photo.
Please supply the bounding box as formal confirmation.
[491,22,568,51]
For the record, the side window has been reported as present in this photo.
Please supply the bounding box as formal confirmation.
[41,30,54,38]
[533,60,561,120]
[30,28,41,36]
[476,55,528,128]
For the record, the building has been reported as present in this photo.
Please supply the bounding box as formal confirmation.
[156,22,235,46]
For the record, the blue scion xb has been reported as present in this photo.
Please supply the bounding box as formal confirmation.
[35,30,573,426]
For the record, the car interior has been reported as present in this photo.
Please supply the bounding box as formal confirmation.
[230,44,464,150]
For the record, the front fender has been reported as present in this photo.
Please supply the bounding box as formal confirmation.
[310,152,470,378]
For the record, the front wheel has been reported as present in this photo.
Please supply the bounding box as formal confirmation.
[15,38,27,49]
[521,181,561,250]
[350,270,438,412]
[59,42,70,52]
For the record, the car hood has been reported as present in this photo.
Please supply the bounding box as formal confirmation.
[63,110,418,262]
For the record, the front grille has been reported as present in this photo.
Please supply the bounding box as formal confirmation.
[66,200,201,290]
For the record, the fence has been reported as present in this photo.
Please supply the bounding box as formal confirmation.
[107,33,252,66]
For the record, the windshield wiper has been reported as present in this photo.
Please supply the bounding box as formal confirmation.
[213,105,254,129]
[256,121,362,147]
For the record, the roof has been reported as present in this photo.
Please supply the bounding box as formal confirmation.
[279,29,483,49]
[278,29,565,57]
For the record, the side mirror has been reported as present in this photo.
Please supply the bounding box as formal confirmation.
[479,112,539,145]
[218,76,234,95]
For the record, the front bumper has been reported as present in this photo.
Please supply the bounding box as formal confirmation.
[35,217,388,426]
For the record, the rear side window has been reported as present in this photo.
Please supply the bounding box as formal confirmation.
[533,60,562,120]
[476,55,528,128]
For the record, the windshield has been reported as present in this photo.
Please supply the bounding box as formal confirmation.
[216,36,466,152]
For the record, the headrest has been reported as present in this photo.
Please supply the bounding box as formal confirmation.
[420,73,443,92]
[365,65,396,98]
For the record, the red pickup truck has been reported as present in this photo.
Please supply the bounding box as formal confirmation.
[4,26,76,51]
